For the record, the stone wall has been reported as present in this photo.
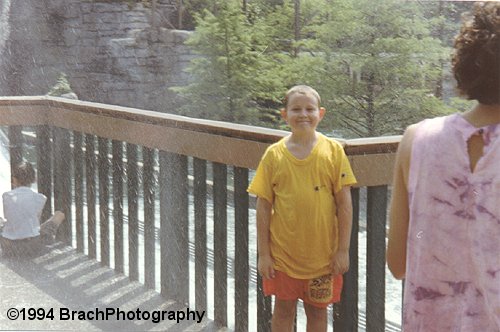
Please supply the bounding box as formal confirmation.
[0,0,194,112]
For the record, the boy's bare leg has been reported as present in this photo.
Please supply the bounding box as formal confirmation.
[40,211,65,238]
[272,299,297,332]
[304,303,327,332]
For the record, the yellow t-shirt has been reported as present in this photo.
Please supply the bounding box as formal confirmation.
[248,134,357,279]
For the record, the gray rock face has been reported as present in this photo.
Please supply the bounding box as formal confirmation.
[0,0,194,113]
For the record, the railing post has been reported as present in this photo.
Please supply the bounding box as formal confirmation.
[8,125,22,189]
[366,185,388,332]
[98,137,110,266]
[127,143,139,281]
[159,151,189,305]
[194,157,207,312]
[53,127,72,244]
[86,134,97,259]
[143,146,156,289]
[112,140,124,273]
[333,187,359,331]
[213,162,228,327]
[36,125,52,222]
[257,274,272,331]
[73,131,84,252]
[234,166,249,332]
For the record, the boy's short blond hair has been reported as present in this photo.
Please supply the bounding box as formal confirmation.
[283,85,321,109]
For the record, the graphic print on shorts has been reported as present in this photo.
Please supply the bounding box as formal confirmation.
[308,274,333,303]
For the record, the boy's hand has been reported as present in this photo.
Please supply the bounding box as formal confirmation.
[258,254,275,279]
[330,249,349,275]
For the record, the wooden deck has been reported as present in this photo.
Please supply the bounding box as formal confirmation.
[0,244,221,331]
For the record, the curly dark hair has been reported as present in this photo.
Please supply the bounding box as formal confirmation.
[12,161,36,186]
[452,2,500,105]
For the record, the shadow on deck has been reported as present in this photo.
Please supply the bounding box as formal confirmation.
[0,244,220,331]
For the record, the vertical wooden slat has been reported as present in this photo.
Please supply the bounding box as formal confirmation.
[62,129,72,244]
[333,187,359,331]
[8,125,23,190]
[53,130,62,221]
[194,157,207,311]
[86,134,97,259]
[366,185,388,332]
[73,132,84,252]
[112,140,124,273]
[234,166,249,332]
[159,151,189,304]
[53,127,72,244]
[402,280,405,325]
[213,162,227,327]
[36,125,52,222]
[143,146,155,289]
[52,128,63,234]
[257,274,272,331]
[160,151,168,298]
[256,154,272,332]
[127,143,139,281]
[98,137,110,266]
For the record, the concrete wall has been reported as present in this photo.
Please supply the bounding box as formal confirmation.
[0,0,193,112]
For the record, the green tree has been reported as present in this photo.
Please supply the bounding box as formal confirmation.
[304,0,452,137]
[180,0,221,30]
[173,0,459,137]
[172,0,263,122]
[256,0,453,137]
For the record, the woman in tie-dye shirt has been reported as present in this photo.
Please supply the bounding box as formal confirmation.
[387,3,500,331]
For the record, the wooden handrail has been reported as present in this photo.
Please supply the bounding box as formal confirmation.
[0,96,401,186]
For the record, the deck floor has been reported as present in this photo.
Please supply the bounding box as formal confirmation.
[0,244,222,331]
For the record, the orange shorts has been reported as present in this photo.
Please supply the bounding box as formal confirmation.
[263,270,343,308]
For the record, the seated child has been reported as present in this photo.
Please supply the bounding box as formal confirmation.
[0,161,64,258]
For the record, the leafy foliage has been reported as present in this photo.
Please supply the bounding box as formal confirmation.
[173,0,469,138]
[171,0,276,124]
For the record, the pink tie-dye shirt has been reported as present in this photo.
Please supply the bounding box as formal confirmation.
[404,113,500,331]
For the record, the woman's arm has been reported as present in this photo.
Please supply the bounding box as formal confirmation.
[387,125,416,280]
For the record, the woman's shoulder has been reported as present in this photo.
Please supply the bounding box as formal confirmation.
[414,113,459,133]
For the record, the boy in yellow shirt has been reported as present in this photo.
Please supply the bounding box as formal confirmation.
[248,85,356,331]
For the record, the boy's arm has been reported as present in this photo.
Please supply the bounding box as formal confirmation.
[256,197,275,279]
[387,125,415,280]
[331,186,353,275]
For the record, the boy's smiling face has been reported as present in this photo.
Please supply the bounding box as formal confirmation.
[281,92,325,133]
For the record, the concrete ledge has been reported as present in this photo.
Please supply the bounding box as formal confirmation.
[0,244,221,331]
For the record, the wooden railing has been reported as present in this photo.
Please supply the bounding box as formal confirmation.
[0,96,400,331]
